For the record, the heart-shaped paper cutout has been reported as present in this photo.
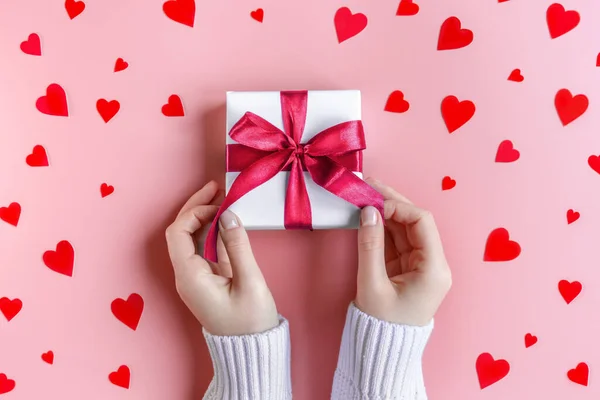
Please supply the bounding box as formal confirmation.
[442,176,456,191]
[589,155,600,175]
[558,280,582,304]
[334,7,368,43]
[250,8,264,22]
[476,353,510,389]
[26,145,49,167]
[484,228,521,262]
[568,363,589,386]
[36,84,68,117]
[507,69,524,82]
[547,3,580,39]
[495,140,520,163]
[65,0,85,19]
[43,240,74,277]
[100,183,114,198]
[555,89,588,126]
[162,95,185,117]
[0,203,21,227]
[441,95,475,133]
[97,99,120,123]
[41,351,54,365]
[524,333,538,348]
[0,374,15,394]
[163,0,196,27]
[0,298,22,322]
[567,209,580,224]
[396,0,419,16]
[109,365,131,389]
[384,91,410,113]
[111,293,144,331]
[438,17,473,50]
[20,33,41,56]
[114,58,128,72]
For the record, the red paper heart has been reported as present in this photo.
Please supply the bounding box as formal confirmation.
[524,333,538,348]
[0,374,15,395]
[97,99,120,123]
[437,17,473,51]
[114,58,128,72]
[507,69,524,82]
[109,365,130,389]
[111,293,144,331]
[568,363,589,386]
[555,89,588,126]
[0,298,22,322]
[250,8,264,22]
[65,0,85,20]
[396,0,419,16]
[559,280,582,304]
[334,7,368,44]
[498,0,510,2]
[100,183,114,198]
[162,95,185,117]
[547,3,580,39]
[163,0,196,27]
[384,91,410,113]
[484,228,521,262]
[567,209,580,224]
[495,140,520,163]
[441,176,456,191]
[441,95,475,133]
[41,351,54,365]
[36,84,68,117]
[43,240,74,277]
[20,33,41,56]
[596,53,600,67]
[589,155,600,175]
[476,353,510,389]
[26,145,49,167]
[0,203,21,227]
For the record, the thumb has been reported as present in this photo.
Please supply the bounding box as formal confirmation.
[357,206,388,286]
[218,210,264,286]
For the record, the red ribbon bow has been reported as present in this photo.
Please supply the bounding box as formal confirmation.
[204,91,384,262]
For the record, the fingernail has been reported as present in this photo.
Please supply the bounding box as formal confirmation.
[219,210,239,230]
[361,206,378,227]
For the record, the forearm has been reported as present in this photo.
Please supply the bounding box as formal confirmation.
[331,303,433,400]
[203,316,292,400]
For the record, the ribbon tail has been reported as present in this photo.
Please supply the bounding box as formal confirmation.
[284,157,312,230]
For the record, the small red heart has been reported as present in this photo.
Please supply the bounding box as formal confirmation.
[589,155,600,175]
[36,84,68,117]
[250,8,264,23]
[441,176,456,191]
[97,99,120,123]
[567,209,580,224]
[555,89,588,126]
[596,53,600,67]
[26,145,49,167]
[100,183,114,198]
[20,33,41,56]
[524,333,538,348]
[476,353,510,389]
[0,203,21,227]
[0,374,15,395]
[111,293,144,331]
[437,17,473,51]
[43,240,74,277]
[109,365,131,389]
[441,95,475,133]
[495,140,520,163]
[163,0,196,27]
[0,298,22,322]
[334,7,368,44]
[384,91,410,113]
[162,95,185,117]
[507,69,524,82]
[114,58,128,72]
[484,228,521,262]
[396,0,419,16]
[559,280,582,304]
[498,0,510,2]
[41,351,54,365]
[65,0,86,20]
[568,363,589,386]
[547,3,580,39]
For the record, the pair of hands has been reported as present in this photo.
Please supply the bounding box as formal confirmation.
[165,178,452,336]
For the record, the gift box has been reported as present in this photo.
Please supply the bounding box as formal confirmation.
[204,90,383,262]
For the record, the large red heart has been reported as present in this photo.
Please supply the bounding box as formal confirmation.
[484,228,521,262]
[250,8,264,23]
[568,363,589,386]
[441,176,456,191]
[100,183,114,198]
[547,3,580,39]
[43,240,74,277]
[0,202,21,227]
[162,95,185,117]
[111,293,144,331]
[441,95,475,133]
[65,0,85,20]
[566,209,580,224]
[476,353,510,389]
[334,7,368,44]
[36,84,68,117]
[0,374,15,395]
[396,0,419,16]
[114,58,128,72]
[555,89,588,126]
[20,33,41,56]
[384,91,410,113]
[26,145,49,167]
[437,17,473,50]
[163,0,196,27]
[507,69,524,82]
[41,351,54,365]
[524,333,538,348]
[495,140,520,163]
[589,155,600,175]
[558,280,582,304]
[109,365,131,389]
[97,99,120,123]
[0,298,22,322]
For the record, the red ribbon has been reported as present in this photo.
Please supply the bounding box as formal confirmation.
[204,91,384,262]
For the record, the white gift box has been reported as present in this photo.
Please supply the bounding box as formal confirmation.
[225,90,364,230]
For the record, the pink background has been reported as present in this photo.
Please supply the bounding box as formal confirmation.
[1,0,600,399]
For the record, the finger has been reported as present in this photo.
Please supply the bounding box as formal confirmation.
[357,206,389,287]
[177,181,220,217]
[218,210,264,285]
[365,177,414,204]
[385,219,411,254]
[384,200,443,253]
[216,232,233,278]
[210,189,225,206]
